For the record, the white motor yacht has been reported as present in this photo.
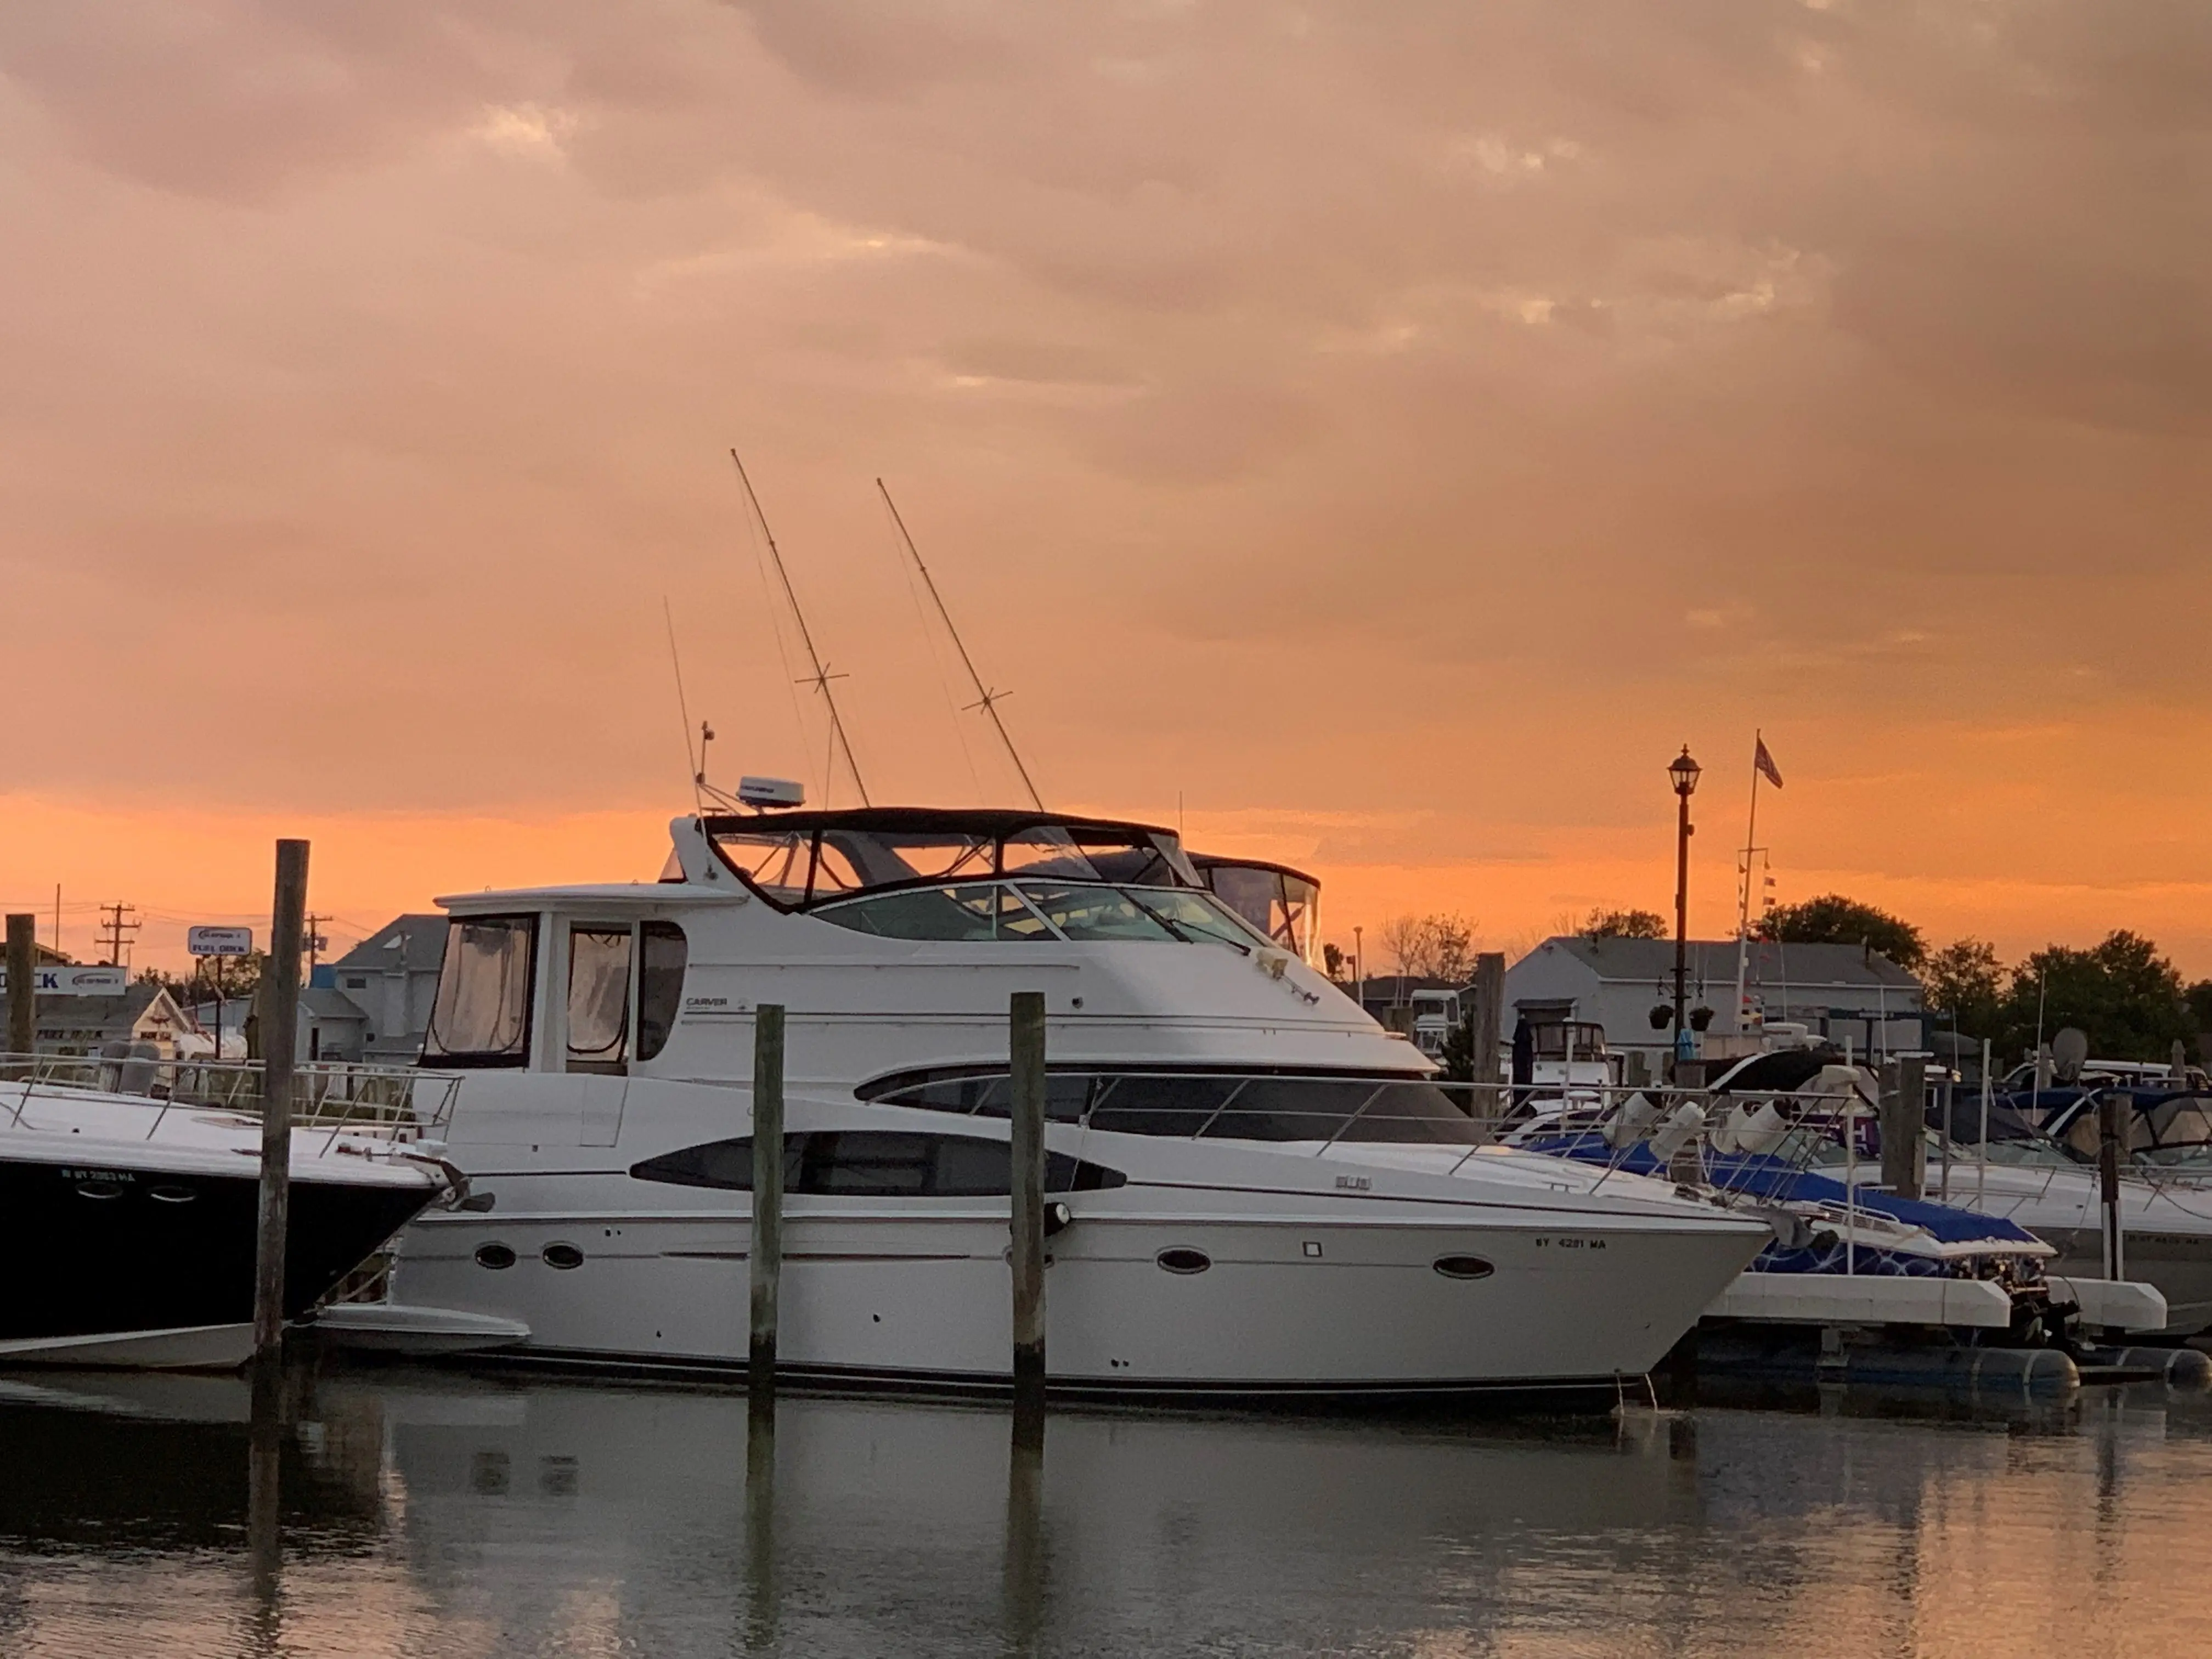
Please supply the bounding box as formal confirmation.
[363,806,1770,1398]
[0,1054,458,1368]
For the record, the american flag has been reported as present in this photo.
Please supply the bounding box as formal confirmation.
[1754,736,1783,788]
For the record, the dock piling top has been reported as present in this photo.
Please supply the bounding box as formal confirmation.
[5,915,35,1058]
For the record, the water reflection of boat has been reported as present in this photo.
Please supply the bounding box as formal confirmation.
[0,1370,384,1552]
[352,805,1767,1397]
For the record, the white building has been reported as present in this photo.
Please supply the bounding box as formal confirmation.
[1502,935,1925,1069]
[0,982,196,1060]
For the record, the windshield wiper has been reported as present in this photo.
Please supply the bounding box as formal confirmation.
[1122,890,1250,955]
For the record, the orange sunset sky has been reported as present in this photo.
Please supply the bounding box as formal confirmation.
[4,4,2209,976]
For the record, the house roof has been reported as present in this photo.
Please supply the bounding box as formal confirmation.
[300,986,370,1023]
[1353,974,1464,1003]
[332,914,449,975]
[0,983,184,1033]
[1521,935,1922,992]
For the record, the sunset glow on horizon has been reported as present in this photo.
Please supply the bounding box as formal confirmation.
[4,4,2209,977]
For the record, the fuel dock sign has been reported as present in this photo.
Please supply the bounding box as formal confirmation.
[187,927,254,957]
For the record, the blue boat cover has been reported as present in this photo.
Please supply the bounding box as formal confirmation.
[1523,1133,2041,1250]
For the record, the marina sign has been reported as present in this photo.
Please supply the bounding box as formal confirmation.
[0,965,129,996]
[186,926,254,957]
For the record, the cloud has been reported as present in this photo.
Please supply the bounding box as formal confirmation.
[3,2,2210,965]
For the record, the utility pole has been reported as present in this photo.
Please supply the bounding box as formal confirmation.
[97,902,140,969]
[303,913,330,977]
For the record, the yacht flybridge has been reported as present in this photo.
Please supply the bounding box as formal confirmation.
[362,806,1770,1398]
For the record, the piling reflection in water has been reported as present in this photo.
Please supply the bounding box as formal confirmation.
[1,1369,2211,1656]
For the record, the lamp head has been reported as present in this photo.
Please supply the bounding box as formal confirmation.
[1668,746,1701,798]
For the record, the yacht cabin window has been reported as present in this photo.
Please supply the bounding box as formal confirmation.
[628,1130,1127,1195]
[424,915,537,1068]
[859,1070,1486,1146]
[636,921,686,1062]
[566,926,632,1073]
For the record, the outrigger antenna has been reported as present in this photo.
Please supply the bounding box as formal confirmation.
[876,477,1045,811]
[728,449,872,808]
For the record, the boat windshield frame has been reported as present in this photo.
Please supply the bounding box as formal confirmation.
[701,808,1204,914]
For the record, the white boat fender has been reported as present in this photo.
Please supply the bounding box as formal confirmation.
[1709,1105,1743,1155]
[1735,1101,1790,1157]
[1602,1092,1660,1150]
[1647,1102,1706,1164]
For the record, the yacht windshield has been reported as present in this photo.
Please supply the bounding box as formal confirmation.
[1194,859,1321,961]
[704,810,1198,910]
[816,882,1264,950]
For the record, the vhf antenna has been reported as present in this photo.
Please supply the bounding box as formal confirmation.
[664,596,743,814]
[728,449,872,808]
[876,478,1045,811]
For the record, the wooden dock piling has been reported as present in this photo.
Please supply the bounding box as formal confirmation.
[749,1003,786,1404]
[1878,1057,1926,1199]
[1466,951,1504,1120]
[5,913,34,1058]
[1008,991,1047,1413]
[2100,1089,2125,1280]
[252,839,309,1365]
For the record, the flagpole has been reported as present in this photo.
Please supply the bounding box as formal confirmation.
[1733,730,1763,1036]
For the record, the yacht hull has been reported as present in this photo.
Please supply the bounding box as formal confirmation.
[388,1201,1760,1396]
[0,1155,437,1348]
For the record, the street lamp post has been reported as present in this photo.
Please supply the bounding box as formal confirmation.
[1668,746,1702,1075]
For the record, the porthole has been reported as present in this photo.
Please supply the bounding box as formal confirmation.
[1156,1248,1211,1276]
[475,1243,517,1271]
[1433,1255,1496,1280]
[542,1243,585,1271]
[150,1185,196,1204]
[75,1181,125,1201]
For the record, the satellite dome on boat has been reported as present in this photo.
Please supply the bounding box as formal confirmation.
[737,776,806,809]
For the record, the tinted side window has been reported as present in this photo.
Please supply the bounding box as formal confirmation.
[628,1132,1125,1194]
[797,1131,936,1195]
[636,921,687,1062]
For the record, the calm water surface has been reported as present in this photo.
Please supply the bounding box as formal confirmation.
[2,1365,2209,1657]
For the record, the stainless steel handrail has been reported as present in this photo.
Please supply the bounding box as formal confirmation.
[0,1051,462,1149]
